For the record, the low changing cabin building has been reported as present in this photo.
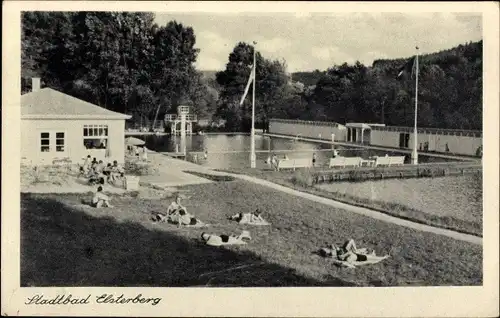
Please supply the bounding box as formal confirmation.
[21,78,132,166]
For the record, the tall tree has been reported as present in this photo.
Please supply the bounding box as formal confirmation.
[215,42,289,131]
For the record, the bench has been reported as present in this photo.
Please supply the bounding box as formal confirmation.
[276,158,312,171]
[328,156,363,169]
[374,156,405,167]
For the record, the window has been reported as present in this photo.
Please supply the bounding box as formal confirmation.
[56,132,65,152]
[40,132,50,152]
[83,124,108,150]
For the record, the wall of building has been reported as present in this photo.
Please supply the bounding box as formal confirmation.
[370,127,482,156]
[21,119,126,165]
[268,119,482,157]
[269,119,347,141]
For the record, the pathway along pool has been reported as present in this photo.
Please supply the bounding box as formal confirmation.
[316,173,483,225]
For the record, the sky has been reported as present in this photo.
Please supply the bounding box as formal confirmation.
[154,12,482,73]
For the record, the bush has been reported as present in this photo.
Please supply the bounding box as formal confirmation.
[124,161,158,176]
[290,169,314,187]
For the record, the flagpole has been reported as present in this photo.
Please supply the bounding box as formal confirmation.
[411,46,419,165]
[250,42,257,168]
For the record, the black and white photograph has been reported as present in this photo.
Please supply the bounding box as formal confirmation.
[2,1,499,317]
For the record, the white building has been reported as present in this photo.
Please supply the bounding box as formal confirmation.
[21,78,132,166]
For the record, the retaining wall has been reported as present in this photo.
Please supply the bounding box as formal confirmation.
[309,162,482,184]
[269,119,347,141]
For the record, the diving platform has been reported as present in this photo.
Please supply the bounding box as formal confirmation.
[164,105,197,135]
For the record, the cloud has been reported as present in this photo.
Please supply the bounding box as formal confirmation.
[196,56,226,71]
[311,47,331,60]
[196,30,231,53]
[311,46,355,65]
[156,12,482,72]
[257,37,291,54]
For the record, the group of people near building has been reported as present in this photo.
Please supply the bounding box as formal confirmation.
[128,145,148,161]
[80,155,125,186]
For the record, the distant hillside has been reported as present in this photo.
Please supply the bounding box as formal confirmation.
[372,40,482,73]
[199,70,218,81]
[306,40,482,130]
[291,40,482,88]
[291,70,326,87]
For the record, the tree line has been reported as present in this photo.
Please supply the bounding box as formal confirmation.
[22,12,482,131]
[212,40,482,131]
[22,11,217,128]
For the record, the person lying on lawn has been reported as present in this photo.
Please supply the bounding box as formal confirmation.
[92,186,113,208]
[168,208,205,227]
[229,209,266,223]
[201,230,251,246]
[331,239,389,264]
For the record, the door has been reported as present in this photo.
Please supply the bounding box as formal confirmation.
[399,133,405,148]
[404,133,410,148]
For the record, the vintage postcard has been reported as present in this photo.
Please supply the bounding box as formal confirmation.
[2,1,499,317]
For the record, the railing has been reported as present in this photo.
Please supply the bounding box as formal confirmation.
[370,125,482,137]
[178,106,190,114]
[269,118,344,128]
[164,114,197,121]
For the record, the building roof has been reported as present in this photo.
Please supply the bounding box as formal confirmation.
[21,88,132,120]
[344,123,371,129]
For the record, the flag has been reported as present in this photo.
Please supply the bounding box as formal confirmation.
[240,64,255,106]
[396,56,417,79]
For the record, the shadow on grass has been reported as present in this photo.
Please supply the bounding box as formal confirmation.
[21,194,354,287]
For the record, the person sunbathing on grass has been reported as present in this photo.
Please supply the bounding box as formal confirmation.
[150,209,205,227]
[166,196,186,215]
[151,212,168,223]
[169,208,205,228]
[320,239,390,268]
[229,209,269,225]
[201,230,251,246]
[92,186,114,208]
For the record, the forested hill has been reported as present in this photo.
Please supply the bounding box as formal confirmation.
[372,40,482,71]
[289,40,482,130]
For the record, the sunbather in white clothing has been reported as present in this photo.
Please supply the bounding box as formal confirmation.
[167,196,186,215]
[92,186,113,208]
[169,209,205,227]
[229,210,269,225]
[321,239,390,268]
[201,231,251,246]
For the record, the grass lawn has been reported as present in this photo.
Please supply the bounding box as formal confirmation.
[219,168,482,237]
[21,180,482,287]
